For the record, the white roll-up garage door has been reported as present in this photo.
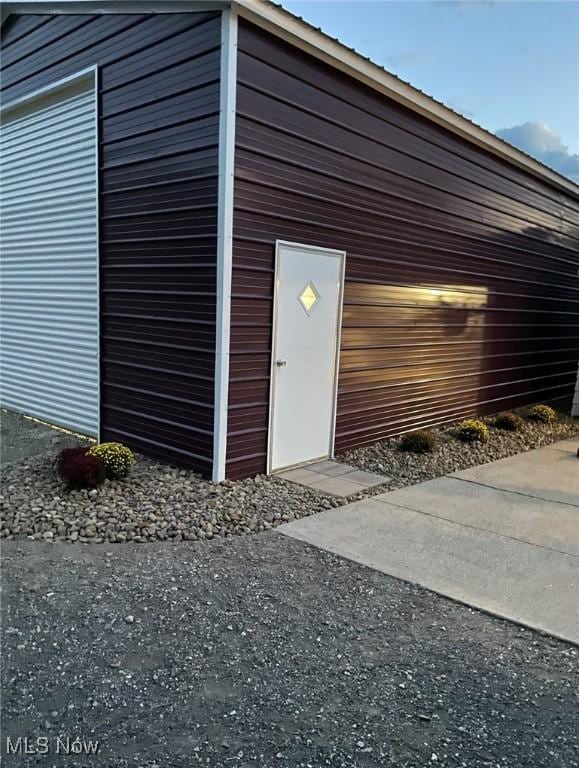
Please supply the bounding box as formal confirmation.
[0,73,99,436]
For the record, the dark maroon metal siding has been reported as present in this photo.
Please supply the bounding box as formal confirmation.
[227,19,579,479]
[1,12,221,476]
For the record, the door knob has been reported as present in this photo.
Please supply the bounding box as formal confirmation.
[276,359,287,367]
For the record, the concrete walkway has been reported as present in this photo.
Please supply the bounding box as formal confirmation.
[279,438,579,644]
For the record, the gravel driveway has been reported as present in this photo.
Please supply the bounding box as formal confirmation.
[2,535,577,768]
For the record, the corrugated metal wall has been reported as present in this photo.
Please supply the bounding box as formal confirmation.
[0,77,99,435]
[1,12,221,475]
[227,20,579,479]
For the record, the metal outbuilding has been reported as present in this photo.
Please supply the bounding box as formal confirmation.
[1,0,578,480]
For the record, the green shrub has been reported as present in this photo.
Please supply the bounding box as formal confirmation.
[88,442,134,480]
[527,404,557,424]
[494,411,525,432]
[399,430,436,454]
[456,419,489,443]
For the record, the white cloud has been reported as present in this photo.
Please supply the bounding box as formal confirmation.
[435,1,495,14]
[496,122,579,183]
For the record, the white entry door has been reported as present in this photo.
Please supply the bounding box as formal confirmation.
[269,241,345,472]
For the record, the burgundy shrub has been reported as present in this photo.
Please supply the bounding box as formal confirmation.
[56,446,89,473]
[56,447,105,489]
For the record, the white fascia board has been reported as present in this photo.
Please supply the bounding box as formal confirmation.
[233,0,579,201]
[212,7,238,482]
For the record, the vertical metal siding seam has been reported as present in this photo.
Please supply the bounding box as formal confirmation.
[212,7,238,482]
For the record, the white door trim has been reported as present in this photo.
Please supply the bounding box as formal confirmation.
[267,240,346,475]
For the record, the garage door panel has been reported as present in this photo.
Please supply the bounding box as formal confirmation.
[1,130,95,162]
[1,212,95,228]
[0,77,99,436]
[2,178,96,200]
[1,229,97,245]
[2,334,96,355]
[0,95,94,134]
[1,163,96,193]
[2,139,95,168]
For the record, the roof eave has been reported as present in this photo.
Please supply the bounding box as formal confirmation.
[1,1,229,15]
[2,0,578,199]
[233,0,579,200]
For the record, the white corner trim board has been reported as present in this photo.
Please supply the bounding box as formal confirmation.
[212,8,238,482]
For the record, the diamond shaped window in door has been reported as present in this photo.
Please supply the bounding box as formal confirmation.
[298,282,320,315]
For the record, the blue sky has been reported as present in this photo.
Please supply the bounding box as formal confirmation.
[281,0,579,182]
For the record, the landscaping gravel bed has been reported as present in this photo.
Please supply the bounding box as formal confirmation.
[341,412,579,489]
[1,409,576,545]
[0,452,352,543]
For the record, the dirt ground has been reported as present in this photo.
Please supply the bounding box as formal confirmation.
[1,409,90,465]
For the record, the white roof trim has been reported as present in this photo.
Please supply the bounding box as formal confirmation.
[3,0,578,199]
[1,1,227,13]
